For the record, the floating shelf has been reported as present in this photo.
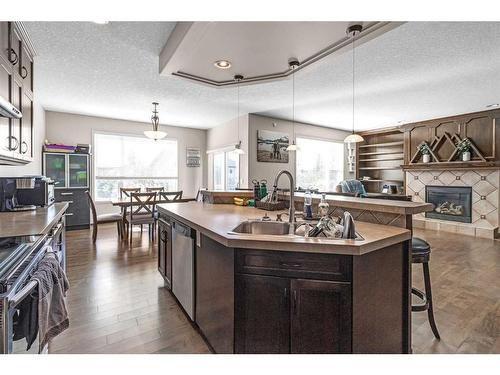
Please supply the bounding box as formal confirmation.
[359,156,404,162]
[359,179,404,183]
[359,141,404,149]
[358,166,402,171]
[359,150,404,156]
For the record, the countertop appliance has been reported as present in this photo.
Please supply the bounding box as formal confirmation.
[171,220,195,321]
[16,176,55,208]
[0,178,36,212]
[0,94,22,119]
[381,184,399,194]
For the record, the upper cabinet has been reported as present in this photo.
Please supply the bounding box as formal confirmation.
[0,21,36,165]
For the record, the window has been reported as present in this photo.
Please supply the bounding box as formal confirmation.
[296,137,344,192]
[94,133,178,200]
[212,149,239,190]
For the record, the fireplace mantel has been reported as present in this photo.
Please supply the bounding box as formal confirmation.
[402,161,500,171]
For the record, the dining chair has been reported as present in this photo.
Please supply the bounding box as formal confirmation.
[195,188,207,202]
[158,190,183,201]
[125,192,157,244]
[120,187,141,199]
[146,187,165,194]
[85,191,124,243]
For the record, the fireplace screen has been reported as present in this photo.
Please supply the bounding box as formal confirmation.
[425,185,472,223]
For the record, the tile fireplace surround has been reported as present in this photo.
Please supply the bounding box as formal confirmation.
[406,169,499,239]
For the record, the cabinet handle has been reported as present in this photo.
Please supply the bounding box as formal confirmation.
[20,66,28,79]
[8,48,18,65]
[60,192,73,196]
[6,136,19,151]
[64,213,74,216]
[293,290,297,315]
[283,287,288,303]
[20,141,28,154]
[279,262,302,268]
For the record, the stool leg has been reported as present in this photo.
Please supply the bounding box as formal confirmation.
[423,262,440,340]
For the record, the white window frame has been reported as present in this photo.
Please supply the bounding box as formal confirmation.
[209,146,240,190]
[295,136,345,192]
[92,130,179,201]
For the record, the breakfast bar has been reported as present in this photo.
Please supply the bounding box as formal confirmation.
[157,201,417,354]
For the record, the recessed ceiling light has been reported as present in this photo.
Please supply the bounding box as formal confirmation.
[486,103,499,108]
[93,21,109,25]
[214,60,231,69]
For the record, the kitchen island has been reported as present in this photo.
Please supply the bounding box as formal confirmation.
[157,201,414,354]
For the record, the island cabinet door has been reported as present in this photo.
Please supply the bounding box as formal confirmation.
[157,218,172,288]
[235,274,290,354]
[290,279,352,354]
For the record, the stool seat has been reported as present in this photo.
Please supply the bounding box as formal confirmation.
[411,237,431,263]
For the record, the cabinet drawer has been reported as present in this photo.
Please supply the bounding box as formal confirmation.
[236,249,352,282]
[55,189,90,227]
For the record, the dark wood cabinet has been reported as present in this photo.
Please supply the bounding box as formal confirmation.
[0,21,35,165]
[158,218,172,288]
[290,279,351,353]
[235,274,290,354]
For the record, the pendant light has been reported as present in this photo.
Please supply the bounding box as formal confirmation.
[286,59,300,151]
[144,102,167,140]
[234,75,245,154]
[344,24,365,144]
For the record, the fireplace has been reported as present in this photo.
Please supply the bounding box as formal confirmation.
[425,186,472,223]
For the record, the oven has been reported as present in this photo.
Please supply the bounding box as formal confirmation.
[0,235,52,354]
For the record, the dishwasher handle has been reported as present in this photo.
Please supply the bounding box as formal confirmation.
[173,221,193,238]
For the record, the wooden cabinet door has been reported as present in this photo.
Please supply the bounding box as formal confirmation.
[158,218,172,288]
[10,26,21,73]
[10,76,22,153]
[0,22,10,64]
[20,91,32,158]
[0,60,11,154]
[290,279,351,353]
[20,45,33,92]
[235,274,290,353]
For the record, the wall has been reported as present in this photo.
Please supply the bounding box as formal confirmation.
[247,114,353,189]
[0,101,46,177]
[45,111,207,215]
[206,114,249,189]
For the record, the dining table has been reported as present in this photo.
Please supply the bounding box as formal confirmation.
[110,197,196,208]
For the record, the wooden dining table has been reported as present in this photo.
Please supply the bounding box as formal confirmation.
[110,197,195,208]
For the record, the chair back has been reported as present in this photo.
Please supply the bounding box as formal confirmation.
[159,191,183,201]
[195,188,207,202]
[85,190,98,225]
[129,192,157,219]
[120,187,141,199]
[339,180,367,197]
[146,187,165,194]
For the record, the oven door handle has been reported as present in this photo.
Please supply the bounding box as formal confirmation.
[9,280,38,309]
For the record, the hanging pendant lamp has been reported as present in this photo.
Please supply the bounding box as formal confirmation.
[234,75,245,154]
[344,24,365,144]
[287,59,300,151]
[144,102,167,140]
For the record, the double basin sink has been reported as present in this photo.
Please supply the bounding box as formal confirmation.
[229,220,363,240]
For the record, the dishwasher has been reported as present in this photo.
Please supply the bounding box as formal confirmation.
[171,220,195,321]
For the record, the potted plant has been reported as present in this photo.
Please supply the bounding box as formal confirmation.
[456,138,472,161]
[418,143,432,163]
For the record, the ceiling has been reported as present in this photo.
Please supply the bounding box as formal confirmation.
[25,21,500,131]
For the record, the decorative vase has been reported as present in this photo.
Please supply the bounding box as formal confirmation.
[462,151,471,162]
[423,154,431,163]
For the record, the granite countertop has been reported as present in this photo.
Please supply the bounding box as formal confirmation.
[0,202,69,238]
[157,201,411,255]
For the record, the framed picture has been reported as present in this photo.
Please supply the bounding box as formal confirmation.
[257,130,289,163]
[186,147,201,167]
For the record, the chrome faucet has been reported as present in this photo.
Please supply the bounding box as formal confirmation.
[273,170,295,234]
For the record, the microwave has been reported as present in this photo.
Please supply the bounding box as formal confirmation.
[16,177,55,207]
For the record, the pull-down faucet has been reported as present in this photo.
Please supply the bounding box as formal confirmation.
[272,170,295,234]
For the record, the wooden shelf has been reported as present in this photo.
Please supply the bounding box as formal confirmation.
[359,179,404,183]
[358,166,402,171]
[359,156,404,162]
[359,150,404,156]
[402,161,500,170]
[359,141,404,149]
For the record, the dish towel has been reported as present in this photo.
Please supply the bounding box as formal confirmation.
[31,252,70,353]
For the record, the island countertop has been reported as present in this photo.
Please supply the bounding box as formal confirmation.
[157,201,411,255]
[0,202,69,238]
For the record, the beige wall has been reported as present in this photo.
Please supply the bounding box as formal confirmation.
[247,114,353,189]
[45,111,207,215]
[0,101,46,177]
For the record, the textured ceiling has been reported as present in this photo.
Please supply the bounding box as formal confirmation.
[25,21,500,131]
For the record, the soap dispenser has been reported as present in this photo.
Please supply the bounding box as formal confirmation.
[303,189,313,220]
[318,193,329,217]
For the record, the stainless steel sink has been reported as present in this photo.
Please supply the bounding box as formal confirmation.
[229,220,294,235]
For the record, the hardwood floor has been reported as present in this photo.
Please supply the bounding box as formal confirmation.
[51,223,499,354]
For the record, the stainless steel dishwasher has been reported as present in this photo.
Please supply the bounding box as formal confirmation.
[171,220,195,321]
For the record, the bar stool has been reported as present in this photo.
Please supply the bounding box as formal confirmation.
[411,237,440,340]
